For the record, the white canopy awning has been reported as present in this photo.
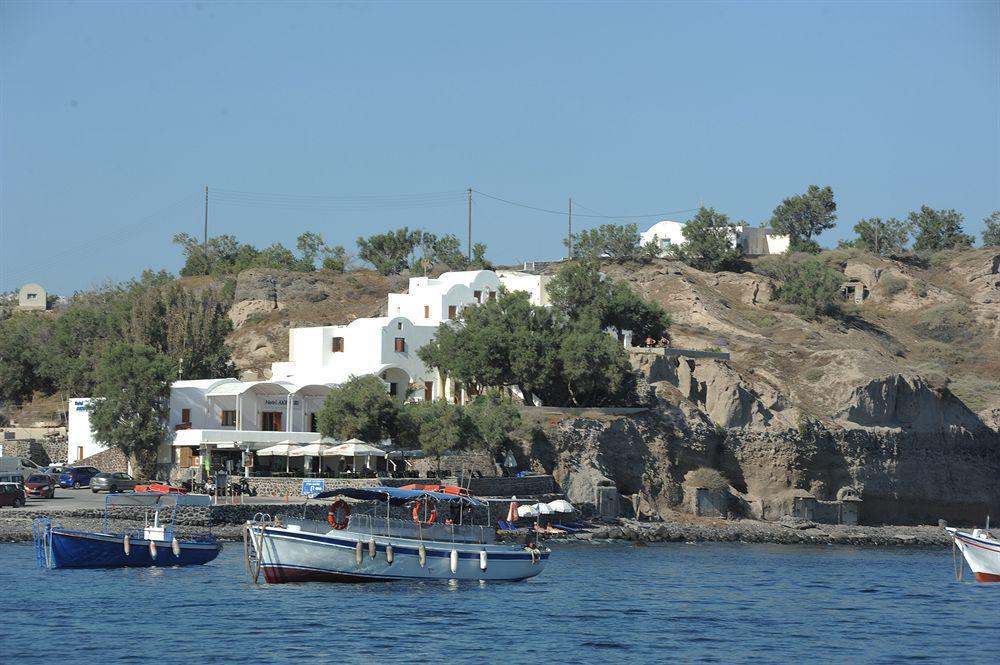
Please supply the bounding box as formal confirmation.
[517,502,554,517]
[324,442,385,457]
[256,442,302,456]
[547,499,575,514]
[289,443,334,457]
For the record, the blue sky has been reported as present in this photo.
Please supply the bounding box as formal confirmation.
[2,1,997,294]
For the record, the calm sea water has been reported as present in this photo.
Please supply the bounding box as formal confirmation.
[0,541,994,663]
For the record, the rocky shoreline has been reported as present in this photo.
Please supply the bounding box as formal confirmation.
[0,508,953,547]
[571,517,952,547]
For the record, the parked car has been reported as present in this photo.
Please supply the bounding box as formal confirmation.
[41,465,71,483]
[90,472,137,493]
[59,466,100,489]
[24,474,57,499]
[0,482,26,508]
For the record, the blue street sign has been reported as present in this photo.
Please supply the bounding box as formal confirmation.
[302,479,325,496]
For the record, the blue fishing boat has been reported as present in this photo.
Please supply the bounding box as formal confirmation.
[33,492,222,569]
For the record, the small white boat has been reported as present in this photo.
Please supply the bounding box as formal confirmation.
[947,521,1000,583]
[243,487,549,584]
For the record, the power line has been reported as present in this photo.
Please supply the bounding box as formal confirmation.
[472,189,698,219]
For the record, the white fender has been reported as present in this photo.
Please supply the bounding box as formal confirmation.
[418,544,427,567]
[123,535,130,556]
[530,547,540,565]
[368,538,377,559]
[479,550,488,571]
[355,541,363,565]
[386,544,394,565]
[149,540,157,560]
[450,548,459,574]
[171,538,181,557]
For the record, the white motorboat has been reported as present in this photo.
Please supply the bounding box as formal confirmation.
[947,521,1000,583]
[243,487,549,583]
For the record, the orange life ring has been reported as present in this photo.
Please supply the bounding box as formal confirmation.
[327,500,351,529]
[412,498,438,524]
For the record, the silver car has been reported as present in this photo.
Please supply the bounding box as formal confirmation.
[90,472,137,493]
[41,465,71,483]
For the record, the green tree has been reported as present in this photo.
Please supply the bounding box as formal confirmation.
[322,246,352,272]
[565,224,644,261]
[769,185,837,252]
[0,313,56,405]
[420,276,645,407]
[909,206,974,251]
[357,228,420,275]
[980,211,1000,247]
[317,375,400,442]
[840,217,911,256]
[670,207,743,271]
[398,400,471,476]
[470,242,493,269]
[774,258,843,318]
[557,324,632,406]
[122,282,236,380]
[465,391,521,455]
[88,344,172,479]
[547,261,671,339]
[295,232,327,271]
[44,305,117,396]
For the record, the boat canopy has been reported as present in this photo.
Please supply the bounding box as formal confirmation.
[313,486,485,506]
[105,492,213,509]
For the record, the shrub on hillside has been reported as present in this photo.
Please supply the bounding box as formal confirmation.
[771,258,843,318]
[912,302,974,343]
[683,467,729,491]
[879,274,907,296]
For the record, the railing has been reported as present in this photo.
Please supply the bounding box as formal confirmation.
[347,514,493,545]
[32,518,51,569]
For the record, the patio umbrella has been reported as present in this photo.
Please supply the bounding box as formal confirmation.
[290,443,333,476]
[506,496,519,522]
[517,504,540,518]
[324,441,386,474]
[289,443,333,457]
[547,499,575,514]
[256,442,302,474]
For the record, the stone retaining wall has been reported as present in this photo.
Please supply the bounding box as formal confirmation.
[0,438,67,466]
[241,474,557,498]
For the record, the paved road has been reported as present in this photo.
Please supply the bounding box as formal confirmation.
[15,488,305,512]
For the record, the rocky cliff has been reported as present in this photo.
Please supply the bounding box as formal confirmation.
[219,249,1000,524]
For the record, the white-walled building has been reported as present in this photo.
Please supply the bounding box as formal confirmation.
[68,269,550,474]
[639,220,687,256]
[640,219,789,258]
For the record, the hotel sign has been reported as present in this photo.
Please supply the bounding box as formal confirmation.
[262,399,300,407]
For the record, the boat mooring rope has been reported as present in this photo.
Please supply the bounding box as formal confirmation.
[952,537,963,582]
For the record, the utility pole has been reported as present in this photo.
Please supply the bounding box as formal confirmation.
[567,197,573,259]
[467,188,473,260]
[204,185,210,272]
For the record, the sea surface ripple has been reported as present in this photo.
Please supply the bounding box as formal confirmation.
[0,541,994,663]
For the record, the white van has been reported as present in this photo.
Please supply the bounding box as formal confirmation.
[0,456,42,483]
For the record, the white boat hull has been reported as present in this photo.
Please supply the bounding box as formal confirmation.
[948,528,1000,583]
[248,524,550,583]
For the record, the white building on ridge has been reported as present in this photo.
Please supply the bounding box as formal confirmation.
[640,220,789,258]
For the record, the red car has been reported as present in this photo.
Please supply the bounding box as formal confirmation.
[0,482,26,507]
[24,474,56,499]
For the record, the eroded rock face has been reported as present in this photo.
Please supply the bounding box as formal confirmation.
[543,354,1000,525]
[838,374,987,433]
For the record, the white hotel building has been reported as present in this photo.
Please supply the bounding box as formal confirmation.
[67,270,549,474]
